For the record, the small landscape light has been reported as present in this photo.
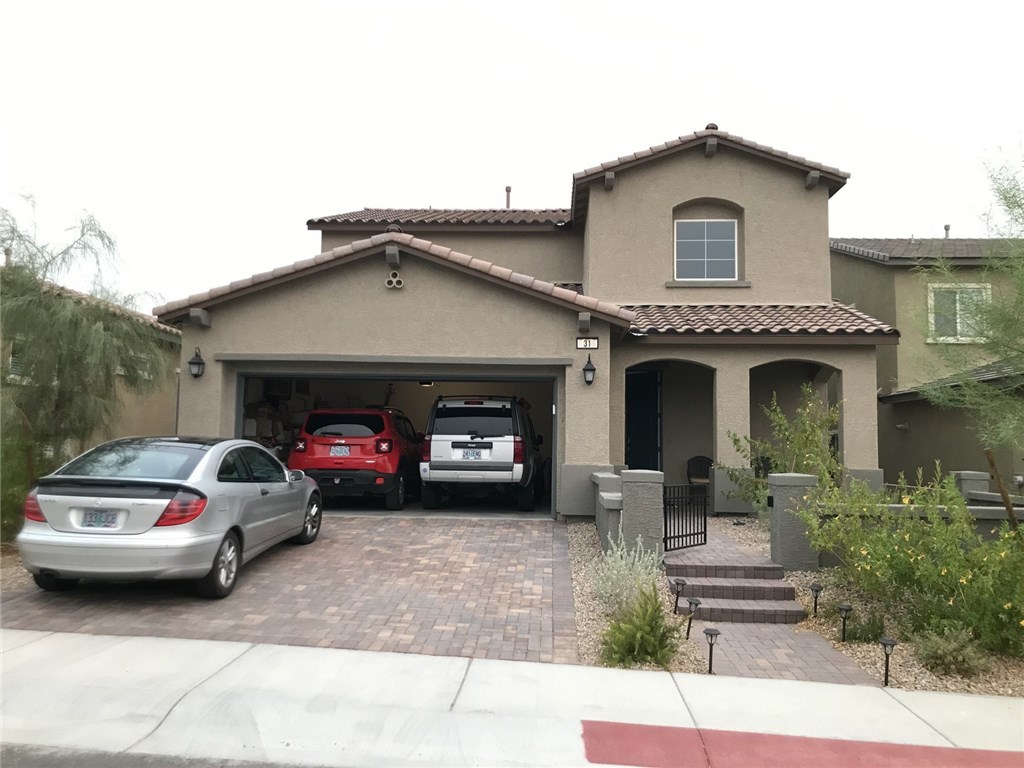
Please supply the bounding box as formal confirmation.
[672,579,686,614]
[880,636,897,687]
[837,604,853,642]
[686,597,701,640]
[809,583,823,616]
[187,347,206,379]
[703,627,721,675]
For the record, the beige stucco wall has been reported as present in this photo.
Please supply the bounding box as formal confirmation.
[320,229,583,285]
[84,350,179,449]
[830,254,899,389]
[175,251,614,514]
[584,148,833,304]
[610,344,880,471]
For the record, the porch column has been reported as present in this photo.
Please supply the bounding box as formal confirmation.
[711,360,751,514]
[837,354,879,469]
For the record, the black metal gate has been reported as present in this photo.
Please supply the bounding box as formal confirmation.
[663,484,708,551]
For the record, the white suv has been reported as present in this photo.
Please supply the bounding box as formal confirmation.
[419,396,544,511]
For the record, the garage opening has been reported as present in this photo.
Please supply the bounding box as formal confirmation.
[236,374,556,514]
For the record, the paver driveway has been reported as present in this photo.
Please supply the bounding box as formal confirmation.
[0,513,580,664]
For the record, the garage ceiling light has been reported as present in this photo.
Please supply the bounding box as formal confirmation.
[419,381,434,387]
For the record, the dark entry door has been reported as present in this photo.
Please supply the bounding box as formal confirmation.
[625,370,661,470]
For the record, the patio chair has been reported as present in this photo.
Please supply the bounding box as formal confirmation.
[686,455,713,486]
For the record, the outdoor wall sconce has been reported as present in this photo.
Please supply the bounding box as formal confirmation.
[582,354,596,386]
[686,597,702,639]
[703,627,721,675]
[879,636,897,687]
[187,347,206,379]
[809,583,823,616]
[837,604,853,642]
[672,579,686,614]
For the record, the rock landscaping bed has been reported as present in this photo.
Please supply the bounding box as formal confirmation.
[568,516,1024,696]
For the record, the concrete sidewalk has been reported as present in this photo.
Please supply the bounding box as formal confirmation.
[2,629,1022,768]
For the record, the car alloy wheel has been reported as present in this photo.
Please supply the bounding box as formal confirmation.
[197,532,240,599]
[292,497,322,544]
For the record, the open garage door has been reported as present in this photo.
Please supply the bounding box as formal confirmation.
[236,373,556,515]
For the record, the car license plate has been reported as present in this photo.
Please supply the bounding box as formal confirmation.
[462,448,482,460]
[329,445,351,457]
[81,509,118,528]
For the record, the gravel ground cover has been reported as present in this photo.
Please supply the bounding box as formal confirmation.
[569,516,1024,696]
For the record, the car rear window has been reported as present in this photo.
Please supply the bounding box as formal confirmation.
[432,406,513,436]
[305,413,385,437]
[58,442,203,480]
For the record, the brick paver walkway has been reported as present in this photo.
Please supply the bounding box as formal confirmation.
[0,514,580,664]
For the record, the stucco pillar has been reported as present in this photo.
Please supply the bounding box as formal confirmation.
[619,469,665,557]
[711,360,751,514]
[768,473,819,571]
[838,355,879,469]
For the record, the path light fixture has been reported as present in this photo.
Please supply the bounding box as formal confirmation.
[837,604,853,642]
[686,597,702,640]
[672,579,686,614]
[880,636,897,687]
[187,347,206,379]
[809,583,823,616]
[582,354,596,386]
[703,627,721,675]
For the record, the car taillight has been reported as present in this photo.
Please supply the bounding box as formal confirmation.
[375,438,393,454]
[420,436,431,462]
[293,438,306,453]
[23,490,45,522]
[513,436,524,464]
[155,491,208,526]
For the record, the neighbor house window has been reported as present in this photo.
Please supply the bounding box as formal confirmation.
[674,220,737,280]
[928,283,990,342]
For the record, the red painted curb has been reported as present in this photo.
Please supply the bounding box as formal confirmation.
[582,720,1023,768]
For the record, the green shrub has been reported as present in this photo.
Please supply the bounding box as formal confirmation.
[798,471,1024,656]
[594,526,663,615]
[599,582,681,668]
[845,611,886,643]
[915,621,990,677]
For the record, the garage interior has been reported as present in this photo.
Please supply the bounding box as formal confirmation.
[237,374,556,511]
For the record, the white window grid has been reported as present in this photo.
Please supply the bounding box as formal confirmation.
[673,219,737,281]
[927,283,991,343]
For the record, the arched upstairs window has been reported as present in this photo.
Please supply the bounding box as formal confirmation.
[671,198,746,285]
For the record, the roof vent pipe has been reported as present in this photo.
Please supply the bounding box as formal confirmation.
[505,186,511,209]
[944,224,950,239]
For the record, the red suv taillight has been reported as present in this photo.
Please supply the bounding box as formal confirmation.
[375,438,393,454]
[513,435,524,464]
[155,491,208,526]
[420,436,431,462]
[292,438,306,453]
[23,490,45,522]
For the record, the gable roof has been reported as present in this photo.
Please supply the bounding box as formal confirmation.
[830,238,1021,266]
[308,208,570,229]
[153,232,635,327]
[571,127,850,226]
[627,303,898,344]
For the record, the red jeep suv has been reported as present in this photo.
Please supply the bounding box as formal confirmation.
[287,408,421,510]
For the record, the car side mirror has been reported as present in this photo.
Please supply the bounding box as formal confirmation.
[288,469,306,483]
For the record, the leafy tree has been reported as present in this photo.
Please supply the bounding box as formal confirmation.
[1,200,174,539]
[917,164,1024,525]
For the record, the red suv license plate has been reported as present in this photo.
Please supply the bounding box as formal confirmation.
[81,509,118,528]
[329,445,351,457]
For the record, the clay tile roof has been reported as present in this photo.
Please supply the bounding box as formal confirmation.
[308,208,571,227]
[830,238,1021,264]
[154,232,635,327]
[627,303,897,339]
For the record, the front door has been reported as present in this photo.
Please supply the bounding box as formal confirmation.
[625,369,661,470]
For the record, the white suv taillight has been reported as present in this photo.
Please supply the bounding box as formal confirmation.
[155,491,208,526]
[513,435,524,464]
[420,436,431,462]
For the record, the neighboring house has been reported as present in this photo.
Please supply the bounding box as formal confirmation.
[2,277,182,451]
[830,238,1023,485]
[155,125,898,516]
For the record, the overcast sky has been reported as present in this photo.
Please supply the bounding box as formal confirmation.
[2,0,1022,312]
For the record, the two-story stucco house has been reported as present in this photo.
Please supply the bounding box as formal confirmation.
[830,238,1023,485]
[154,126,898,516]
